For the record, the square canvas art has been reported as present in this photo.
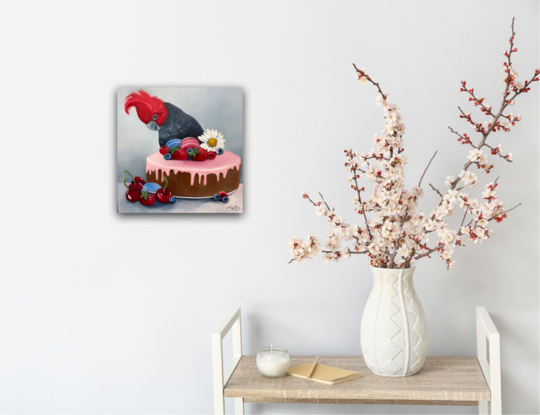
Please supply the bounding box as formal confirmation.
[117,87,243,213]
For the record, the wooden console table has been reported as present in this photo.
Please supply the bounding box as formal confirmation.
[212,307,500,414]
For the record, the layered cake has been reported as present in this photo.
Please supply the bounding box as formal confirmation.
[146,150,241,198]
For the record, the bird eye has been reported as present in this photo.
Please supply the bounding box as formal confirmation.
[153,114,158,121]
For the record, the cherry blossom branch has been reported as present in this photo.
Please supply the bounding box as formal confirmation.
[450,19,539,190]
[413,242,444,260]
[460,85,494,117]
[419,152,437,187]
[458,106,485,135]
[448,127,476,148]
[302,193,320,207]
[290,19,536,269]
[323,250,367,255]
[351,162,373,240]
[460,209,468,228]
[353,63,387,100]
[482,143,513,162]
[288,248,368,263]
[429,183,444,198]
[486,202,521,222]
[319,192,333,211]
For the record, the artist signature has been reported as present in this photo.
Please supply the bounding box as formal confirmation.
[226,204,241,212]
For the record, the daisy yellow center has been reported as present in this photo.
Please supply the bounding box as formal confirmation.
[208,138,217,147]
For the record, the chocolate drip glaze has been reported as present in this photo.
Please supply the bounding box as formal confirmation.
[146,165,241,197]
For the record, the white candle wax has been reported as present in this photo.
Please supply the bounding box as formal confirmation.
[256,347,290,378]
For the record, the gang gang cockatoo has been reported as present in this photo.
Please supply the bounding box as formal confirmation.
[124,90,204,147]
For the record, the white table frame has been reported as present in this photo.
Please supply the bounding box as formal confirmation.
[212,307,244,414]
[212,306,501,414]
[476,306,501,414]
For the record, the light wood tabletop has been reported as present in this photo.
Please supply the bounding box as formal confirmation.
[224,355,490,406]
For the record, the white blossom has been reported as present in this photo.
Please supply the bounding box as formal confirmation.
[290,59,526,269]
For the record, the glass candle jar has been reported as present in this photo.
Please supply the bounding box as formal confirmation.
[256,347,290,378]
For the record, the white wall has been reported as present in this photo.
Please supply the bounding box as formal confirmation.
[0,1,538,414]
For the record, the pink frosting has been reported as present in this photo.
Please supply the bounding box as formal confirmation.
[146,151,242,186]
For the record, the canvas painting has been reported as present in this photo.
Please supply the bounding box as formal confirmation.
[117,87,243,213]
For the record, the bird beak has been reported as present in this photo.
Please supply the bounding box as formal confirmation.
[146,121,160,131]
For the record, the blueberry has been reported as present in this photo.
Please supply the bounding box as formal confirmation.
[221,196,229,203]
[217,148,224,155]
[169,196,176,204]
[164,153,172,160]
[213,194,221,201]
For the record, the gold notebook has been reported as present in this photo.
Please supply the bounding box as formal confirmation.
[287,363,363,385]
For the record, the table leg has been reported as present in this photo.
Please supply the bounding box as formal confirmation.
[479,400,488,414]
[234,397,244,414]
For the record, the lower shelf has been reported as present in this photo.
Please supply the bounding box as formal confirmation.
[224,355,490,406]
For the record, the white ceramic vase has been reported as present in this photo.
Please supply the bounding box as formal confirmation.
[360,266,428,377]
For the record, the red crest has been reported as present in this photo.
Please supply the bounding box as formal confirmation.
[125,90,168,126]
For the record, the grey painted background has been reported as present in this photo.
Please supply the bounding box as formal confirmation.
[117,87,243,183]
[0,1,538,414]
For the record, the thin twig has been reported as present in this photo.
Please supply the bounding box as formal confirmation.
[419,151,437,187]
[352,63,388,100]
[413,242,444,261]
[319,192,332,211]
[448,17,533,191]
[460,210,468,228]
[414,202,523,264]
[348,154,373,240]
[429,183,444,198]
[486,203,522,221]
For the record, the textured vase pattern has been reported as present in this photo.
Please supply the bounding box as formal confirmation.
[361,266,428,377]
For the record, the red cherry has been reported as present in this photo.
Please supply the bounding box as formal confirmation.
[123,178,141,202]
[129,182,143,192]
[159,145,169,155]
[125,170,146,186]
[157,188,173,203]
[219,191,228,198]
[125,190,140,202]
[207,151,216,160]
[156,176,173,203]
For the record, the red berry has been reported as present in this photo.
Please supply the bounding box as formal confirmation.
[125,170,145,186]
[156,188,173,203]
[156,176,173,203]
[172,149,188,160]
[139,191,155,206]
[193,148,208,162]
[125,189,140,202]
[123,177,141,202]
[219,191,228,198]
[129,182,143,192]
[207,151,216,160]
[159,145,169,155]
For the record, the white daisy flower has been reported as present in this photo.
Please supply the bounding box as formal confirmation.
[198,129,225,153]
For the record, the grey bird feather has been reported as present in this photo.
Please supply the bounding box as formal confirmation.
[158,103,204,147]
